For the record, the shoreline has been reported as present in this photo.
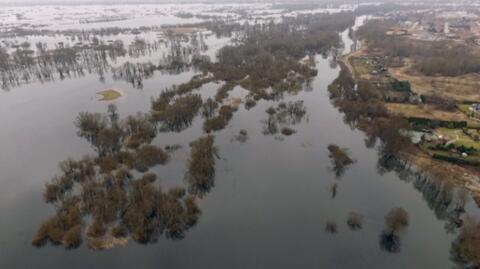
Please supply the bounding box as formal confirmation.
[337,48,480,202]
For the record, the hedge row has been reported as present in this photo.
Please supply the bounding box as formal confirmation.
[432,153,480,166]
[408,117,467,129]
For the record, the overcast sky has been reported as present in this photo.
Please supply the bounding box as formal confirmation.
[0,0,273,4]
[0,0,318,5]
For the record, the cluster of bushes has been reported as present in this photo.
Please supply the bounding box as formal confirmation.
[432,152,480,167]
[324,211,365,235]
[209,43,317,96]
[244,99,257,110]
[151,93,203,132]
[262,101,307,136]
[34,106,205,249]
[203,105,236,133]
[327,144,355,177]
[431,143,477,155]
[34,159,201,249]
[391,80,411,93]
[347,212,364,230]
[233,129,249,143]
[408,117,467,129]
[276,101,307,125]
[111,62,156,89]
[75,107,158,156]
[452,217,480,267]
[187,136,218,196]
[380,207,409,253]
[280,127,296,136]
[32,198,83,248]
[420,94,457,112]
[193,13,354,100]
[201,98,219,119]
[215,82,236,102]
[325,221,338,234]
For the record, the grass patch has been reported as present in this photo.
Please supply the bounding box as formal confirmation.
[97,89,122,101]
[386,103,471,123]
[350,57,375,78]
[435,128,480,150]
[390,61,480,103]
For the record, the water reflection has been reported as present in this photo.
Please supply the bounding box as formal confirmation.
[346,212,364,230]
[1,31,209,90]
[327,144,355,178]
[379,207,409,254]
[185,135,219,197]
[375,153,479,265]
[379,232,401,253]
[261,101,307,136]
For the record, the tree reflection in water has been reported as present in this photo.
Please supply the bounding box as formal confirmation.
[375,153,480,266]
[32,106,203,250]
[1,32,208,90]
[379,232,401,253]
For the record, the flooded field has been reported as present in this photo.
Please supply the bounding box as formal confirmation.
[0,3,478,269]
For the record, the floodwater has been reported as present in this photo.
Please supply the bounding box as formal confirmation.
[0,6,476,269]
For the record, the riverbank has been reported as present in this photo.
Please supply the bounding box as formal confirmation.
[337,47,480,201]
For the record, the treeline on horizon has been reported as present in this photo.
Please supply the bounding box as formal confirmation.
[0,0,458,5]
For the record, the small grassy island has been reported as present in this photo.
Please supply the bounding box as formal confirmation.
[97,89,122,101]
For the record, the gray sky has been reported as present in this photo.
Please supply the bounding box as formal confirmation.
[0,0,327,5]
[0,0,271,4]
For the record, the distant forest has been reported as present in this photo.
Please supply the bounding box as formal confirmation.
[0,0,460,7]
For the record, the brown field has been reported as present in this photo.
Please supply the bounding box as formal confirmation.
[390,60,480,103]
[386,103,469,121]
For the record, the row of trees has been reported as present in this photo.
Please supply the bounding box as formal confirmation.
[329,62,412,160]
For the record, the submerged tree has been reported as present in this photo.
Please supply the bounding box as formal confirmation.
[262,101,307,136]
[330,183,338,199]
[33,107,202,249]
[232,129,249,143]
[451,216,480,268]
[152,93,203,132]
[379,207,409,253]
[186,135,219,197]
[325,221,338,234]
[327,144,355,178]
[347,212,364,230]
[203,105,235,133]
